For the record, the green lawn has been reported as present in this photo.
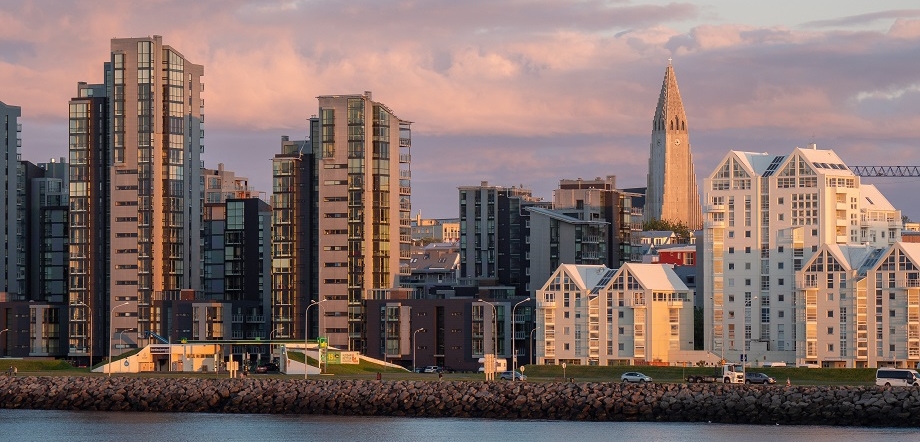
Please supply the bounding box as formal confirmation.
[0,358,878,385]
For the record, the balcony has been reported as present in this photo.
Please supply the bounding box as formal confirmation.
[705,220,725,229]
[537,300,556,308]
[399,154,411,163]
[796,280,819,289]
[705,204,725,212]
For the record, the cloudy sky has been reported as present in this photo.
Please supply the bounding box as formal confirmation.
[3,0,920,219]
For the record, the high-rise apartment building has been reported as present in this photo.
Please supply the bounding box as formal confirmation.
[702,145,902,365]
[1,100,21,297]
[312,92,412,352]
[553,176,636,267]
[458,182,550,296]
[68,36,204,364]
[645,63,703,230]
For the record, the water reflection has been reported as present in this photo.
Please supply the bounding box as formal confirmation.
[1,409,918,442]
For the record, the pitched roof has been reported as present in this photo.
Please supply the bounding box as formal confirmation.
[621,263,689,291]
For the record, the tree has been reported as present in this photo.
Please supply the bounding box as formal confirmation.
[642,218,691,240]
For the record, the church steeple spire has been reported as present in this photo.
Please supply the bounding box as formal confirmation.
[645,62,702,230]
[653,63,688,135]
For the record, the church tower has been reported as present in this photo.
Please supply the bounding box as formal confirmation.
[645,61,703,230]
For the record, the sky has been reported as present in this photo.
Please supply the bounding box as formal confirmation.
[2,0,920,220]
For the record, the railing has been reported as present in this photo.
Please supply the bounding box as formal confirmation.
[536,300,555,308]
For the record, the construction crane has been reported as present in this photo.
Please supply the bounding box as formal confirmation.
[850,166,920,177]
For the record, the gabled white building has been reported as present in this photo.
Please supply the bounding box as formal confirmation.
[798,242,920,368]
[536,263,694,366]
[702,144,902,366]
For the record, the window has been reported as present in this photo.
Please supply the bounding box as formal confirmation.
[827,310,834,318]
[728,263,735,270]
[745,246,751,253]
[778,246,784,253]
[745,279,751,286]
[745,262,751,270]
[828,344,834,352]
[778,262,784,269]
[745,231,751,238]
[729,247,735,254]
[618,311,624,318]
[778,278,784,286]
[890,310,896,317]
[729,231,735,238]
[618,343,624,351]
[778,310,784,318]
[778,197,784,205]
[890,292,896,300]
[778,294,784,302]
[827,327,834,335]
[729,295,735,302]
[827,293,834,301]
[618,327,624,335]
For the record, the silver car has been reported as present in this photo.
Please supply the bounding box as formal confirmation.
[499,371,527,381]
[620,372,652,383]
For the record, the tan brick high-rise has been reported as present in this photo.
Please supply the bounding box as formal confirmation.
[645,62,703,230]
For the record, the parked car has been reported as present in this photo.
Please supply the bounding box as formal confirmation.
[422,366,441,373]
[255,362,279,373]
[440,366,456,373]
[499,371,526,381]
[745,372,776,384]
[620,372,652,383]
[413,367,425,373]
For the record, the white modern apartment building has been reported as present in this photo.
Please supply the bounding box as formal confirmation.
[535,263,694,366]
[799,242,920,368]
[702,144,902,366]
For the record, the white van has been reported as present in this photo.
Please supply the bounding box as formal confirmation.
[876,368,920,387]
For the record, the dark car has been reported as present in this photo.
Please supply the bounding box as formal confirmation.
[745,372,776,384]
[255,362,280,373]
[440,366,456,373]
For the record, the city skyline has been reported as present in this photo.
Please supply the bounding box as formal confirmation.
[3,1,920,219]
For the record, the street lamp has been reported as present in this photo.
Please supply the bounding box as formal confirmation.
[530,327,537,365]
[305,299,327,380]
[73,301,92,368]
[412,328,426,372]
[269,327,280,363]
[117,328,135,373]
[478,299,498,375]
[511,297,531,379]
[108,302,131,377]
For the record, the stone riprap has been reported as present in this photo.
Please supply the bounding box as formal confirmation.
[2,376,919,426]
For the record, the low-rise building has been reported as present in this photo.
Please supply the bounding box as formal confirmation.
[536,263,694,366]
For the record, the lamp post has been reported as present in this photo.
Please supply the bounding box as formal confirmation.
[73,301,92,368]
[511,297,530,379]
[0,329,7,357]
[117,328,135,373]
[530,327,537,365]
[269,327,279,364]
[478,299,498,375]
[108,302,131,377]
[305,299,327,379]
[412,328,426,372]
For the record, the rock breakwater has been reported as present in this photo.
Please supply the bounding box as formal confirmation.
[2,376,920,426]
